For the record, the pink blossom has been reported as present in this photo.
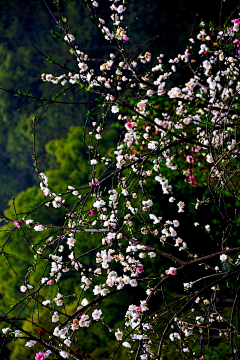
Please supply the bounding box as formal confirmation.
[43,188,50,196]
[35,353,45,360]
[176,237,182,244]
[14,221,20,228]
[137,99,148,111]
[89,210,93,216]
[231,19,240,24]
[190,180,197,187]
[125,122,133,130]
[184,49,189,57]
[186,155,194,163]
[123,35,129,41]
[168,267,177,275]
[138,265,144,273]
[187,168,193,174]
[47,280,53,285]
[189,176,194,181]
[89,178,99,187]
[135,307,142,312]
[192,145,201,152]
[233,39,239,44]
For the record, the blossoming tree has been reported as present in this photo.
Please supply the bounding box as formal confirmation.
[1,0,240,359]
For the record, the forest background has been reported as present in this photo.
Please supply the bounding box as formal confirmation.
[0,0,239,359]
